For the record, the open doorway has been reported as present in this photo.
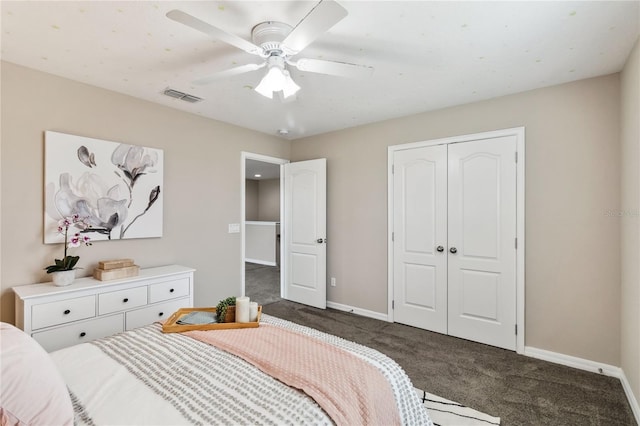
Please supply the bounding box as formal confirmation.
[241,153,288,305]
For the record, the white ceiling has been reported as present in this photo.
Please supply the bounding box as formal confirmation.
[1,1,638,140]
[246,159,280,180]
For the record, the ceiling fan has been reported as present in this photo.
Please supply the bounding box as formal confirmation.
[166,0,374,100]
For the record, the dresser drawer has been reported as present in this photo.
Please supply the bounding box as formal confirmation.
[32,295,96,330]
[33,314,123,352]
[148,277,190,303]
[125,297,189,331]
[99,286,147,315]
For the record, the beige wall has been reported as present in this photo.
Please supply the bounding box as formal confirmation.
[291,74,622,365]
[245,178,279,222]
[0,61,290,323]
[258,178,280,222]
[0,58,632,372]
[621,37,640,407]
[245,179,259,221]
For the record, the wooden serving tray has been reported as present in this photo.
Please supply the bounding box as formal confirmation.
[162,306,262,333]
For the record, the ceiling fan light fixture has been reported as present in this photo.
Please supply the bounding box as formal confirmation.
[281,70,301,99]
[169,3,373,103]
[255,55,299,99]
[255,66,285,99]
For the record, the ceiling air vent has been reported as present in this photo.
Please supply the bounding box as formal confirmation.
[163,88,203,103]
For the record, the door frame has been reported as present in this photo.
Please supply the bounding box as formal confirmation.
[387,127,526,354]
[240,152,289,298]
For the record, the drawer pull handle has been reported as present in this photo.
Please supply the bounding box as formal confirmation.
[79,332,86,338]
[63,309,71,315]
[158,312,164,317]
[169,288,175,293]
[123,298,129,303]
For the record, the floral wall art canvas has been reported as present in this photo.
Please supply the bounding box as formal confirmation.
[44,131,163,243]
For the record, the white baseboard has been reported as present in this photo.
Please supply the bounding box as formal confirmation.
[524,346,620,376]
[326,301,390,322]
[620,369,640,423]
[244,259,277,267]
[525,346,639,424]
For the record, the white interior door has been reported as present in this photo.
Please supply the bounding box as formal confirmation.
[447,137,517,350]
[392,146,448,333]
[283,159,327,309]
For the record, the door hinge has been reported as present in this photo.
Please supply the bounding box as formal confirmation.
[515,152,518,163]
[515,324,518,335]
[392,300,395,309]
[392,232,394,242]
[515,238,518,249]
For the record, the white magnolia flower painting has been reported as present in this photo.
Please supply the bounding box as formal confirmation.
[44,131,163,243]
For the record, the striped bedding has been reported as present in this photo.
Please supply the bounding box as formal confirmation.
[50,314,432,425]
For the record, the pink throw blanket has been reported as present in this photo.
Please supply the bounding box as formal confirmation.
[185,324,401,425]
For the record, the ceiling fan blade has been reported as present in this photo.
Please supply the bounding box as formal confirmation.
[167,10,263,56]
[282,0,348,54]
[193,63,266,85]
[292,58,374,79]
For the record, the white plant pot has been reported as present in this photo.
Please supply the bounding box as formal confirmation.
[51,270,76,287]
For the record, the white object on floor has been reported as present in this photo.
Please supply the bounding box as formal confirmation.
[416,388,501,425]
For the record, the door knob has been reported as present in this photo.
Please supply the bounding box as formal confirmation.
[449,247,457,254]
[436,246,444,252]
[316,238,326,243]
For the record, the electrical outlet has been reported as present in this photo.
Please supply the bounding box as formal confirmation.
[330,277,336,287]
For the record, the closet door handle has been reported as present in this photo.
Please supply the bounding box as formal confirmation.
[436,246,444,253]
[449,247,458,254]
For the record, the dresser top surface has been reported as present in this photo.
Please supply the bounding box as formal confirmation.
[13,265,195,299]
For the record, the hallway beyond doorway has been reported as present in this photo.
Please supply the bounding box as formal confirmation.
[245,262,281,305]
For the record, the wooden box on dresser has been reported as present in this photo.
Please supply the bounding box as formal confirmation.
[13,265,195,352]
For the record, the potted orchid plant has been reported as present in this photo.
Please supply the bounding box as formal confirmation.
[45,214,92,286]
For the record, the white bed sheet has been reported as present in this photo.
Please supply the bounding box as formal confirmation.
[52,343,188,425]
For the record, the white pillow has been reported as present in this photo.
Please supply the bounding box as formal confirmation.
[0,322,74,425]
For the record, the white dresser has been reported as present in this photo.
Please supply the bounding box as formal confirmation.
[13,265,195,352]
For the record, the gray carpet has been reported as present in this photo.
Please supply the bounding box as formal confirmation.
[262,300,636,426]
[245,263,281,305]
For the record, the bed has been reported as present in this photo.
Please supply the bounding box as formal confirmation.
[1,314,433,425]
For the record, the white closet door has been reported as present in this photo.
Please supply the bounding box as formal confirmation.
[392,146,448,333]
[447,136,517,350]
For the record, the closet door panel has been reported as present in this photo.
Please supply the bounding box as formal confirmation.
[447,136,517,350]
[392,145,448,333]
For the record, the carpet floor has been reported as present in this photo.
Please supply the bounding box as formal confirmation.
[245,263,281,306]
[262,300,636,426]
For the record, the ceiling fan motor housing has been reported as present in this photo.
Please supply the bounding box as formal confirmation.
[251,21,293,56]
